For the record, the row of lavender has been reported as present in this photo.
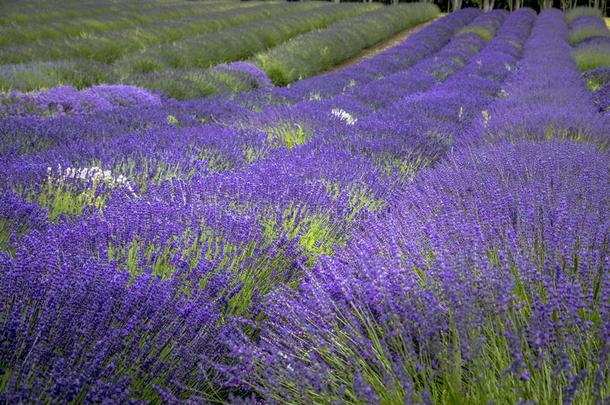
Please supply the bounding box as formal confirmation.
[0,8,608,404]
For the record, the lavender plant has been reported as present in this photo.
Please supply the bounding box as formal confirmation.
[232,141,609,404]
[1,6,608,404]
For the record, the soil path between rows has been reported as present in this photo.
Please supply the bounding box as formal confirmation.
[328,15,444,73]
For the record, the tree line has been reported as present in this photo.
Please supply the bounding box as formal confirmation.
[293,0,608,16]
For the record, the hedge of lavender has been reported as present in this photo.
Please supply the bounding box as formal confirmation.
[1,7,609,404]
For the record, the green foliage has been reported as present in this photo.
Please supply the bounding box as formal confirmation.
[265,121,311,149]
[376,151,432,182]
[124,66,262,100]
[0,218,30,256]
[573,44,610,72]
[37,174,106,220]
[585,74,608,91]
[0,2,304,65]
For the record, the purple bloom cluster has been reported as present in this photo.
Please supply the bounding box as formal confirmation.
[1,84,162,117]
[1,7,608,403]
[215,62,272,90]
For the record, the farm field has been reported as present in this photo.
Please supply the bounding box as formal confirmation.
[0,1,609,404]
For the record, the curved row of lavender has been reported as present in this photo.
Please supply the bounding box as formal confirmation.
[0,8,608,403]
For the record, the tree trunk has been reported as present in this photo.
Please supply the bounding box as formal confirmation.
[540,0,553,8]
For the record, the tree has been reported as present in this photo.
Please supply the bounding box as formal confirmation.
[451,0,463,11]
[507,0,523,11]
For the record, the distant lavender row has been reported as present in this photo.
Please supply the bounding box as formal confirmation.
[339,8,535,174]
[0,0,246,47]
[116,3,380,76]
[0,62,272,116]
[0,0,212,25]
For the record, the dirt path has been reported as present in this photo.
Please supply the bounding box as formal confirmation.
[329,16,444,73]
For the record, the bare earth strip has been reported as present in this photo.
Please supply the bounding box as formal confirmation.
[328,15,444,73]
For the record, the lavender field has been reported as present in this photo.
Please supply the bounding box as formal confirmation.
[0,1,609,404]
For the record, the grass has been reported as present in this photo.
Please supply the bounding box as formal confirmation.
[265,121,311,149]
